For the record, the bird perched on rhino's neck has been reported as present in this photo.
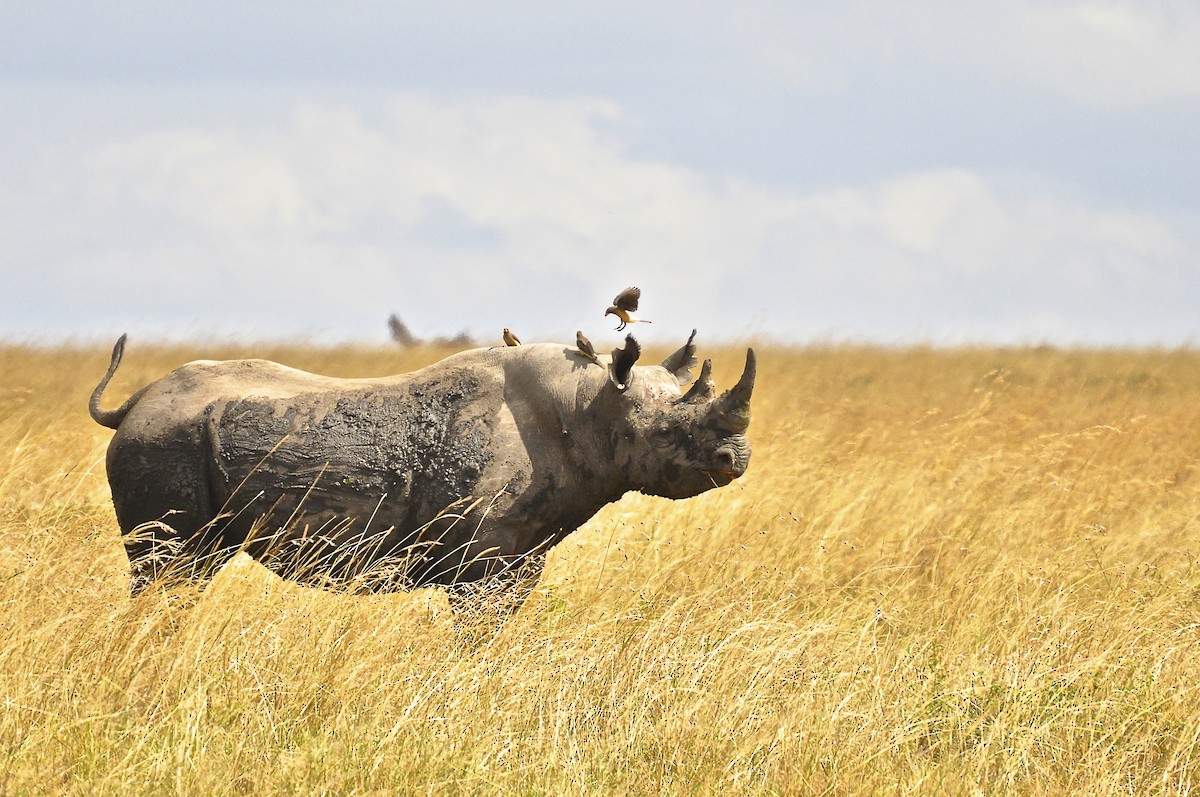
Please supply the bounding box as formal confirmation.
[502,328,521,346]
[605,286,652,331]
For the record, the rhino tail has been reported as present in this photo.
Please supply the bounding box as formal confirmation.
[89,334,145,429]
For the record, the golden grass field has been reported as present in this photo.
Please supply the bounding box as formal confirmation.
[4,340,1200,795]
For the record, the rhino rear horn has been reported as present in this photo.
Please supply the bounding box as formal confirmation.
[660,328,698,385]
[609,334,641,390]
[677,359,714,404]
[708,348,756,432]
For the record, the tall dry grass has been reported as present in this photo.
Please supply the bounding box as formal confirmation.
[3,340,1200,795]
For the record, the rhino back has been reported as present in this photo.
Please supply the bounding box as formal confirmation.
[207,363,512,538]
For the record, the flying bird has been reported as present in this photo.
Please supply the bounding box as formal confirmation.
[502,328,521,346]
[605,286,652,331]
[575,330,600,364]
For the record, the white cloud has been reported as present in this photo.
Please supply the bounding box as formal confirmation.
[734,169,1195,342]
[917,1,1200,108]
[673,1,1200,108]
[0,94,797,342]
[1006,2,1200,107]
[1,92,1195,345]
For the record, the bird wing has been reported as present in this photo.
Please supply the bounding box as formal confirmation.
[613,286,641,313]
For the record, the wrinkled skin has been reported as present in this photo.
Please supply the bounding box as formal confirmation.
[90,333,754,617]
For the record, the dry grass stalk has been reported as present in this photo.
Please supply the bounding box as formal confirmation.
[2,342,1200,795]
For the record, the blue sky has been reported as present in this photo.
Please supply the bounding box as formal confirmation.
[2,1,1198,346]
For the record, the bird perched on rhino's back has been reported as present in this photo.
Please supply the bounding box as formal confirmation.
[575,330,600,365]
[502,328,521,346]
[605,286,652,331]
[88,332,755,621]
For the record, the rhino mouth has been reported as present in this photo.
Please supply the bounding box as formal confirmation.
[701,468,738,487]
[700,470,729,489]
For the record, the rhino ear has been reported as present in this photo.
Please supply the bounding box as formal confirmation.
[660,328,698,385]
[609,334,641,391]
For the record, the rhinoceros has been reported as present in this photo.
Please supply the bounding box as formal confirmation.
[89,331,754,615]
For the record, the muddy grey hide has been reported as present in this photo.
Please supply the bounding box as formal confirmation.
[89,331,754,616]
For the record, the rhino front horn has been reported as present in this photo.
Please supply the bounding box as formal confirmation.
[709,348,756,433]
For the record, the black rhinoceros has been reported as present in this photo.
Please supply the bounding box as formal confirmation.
[89,331,754,615]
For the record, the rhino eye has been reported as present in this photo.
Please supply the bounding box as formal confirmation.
[648,422,674,444]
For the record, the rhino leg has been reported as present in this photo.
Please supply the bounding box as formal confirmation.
[121,517,236,595]
[107,437,230,595]
[445,551,547,629]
